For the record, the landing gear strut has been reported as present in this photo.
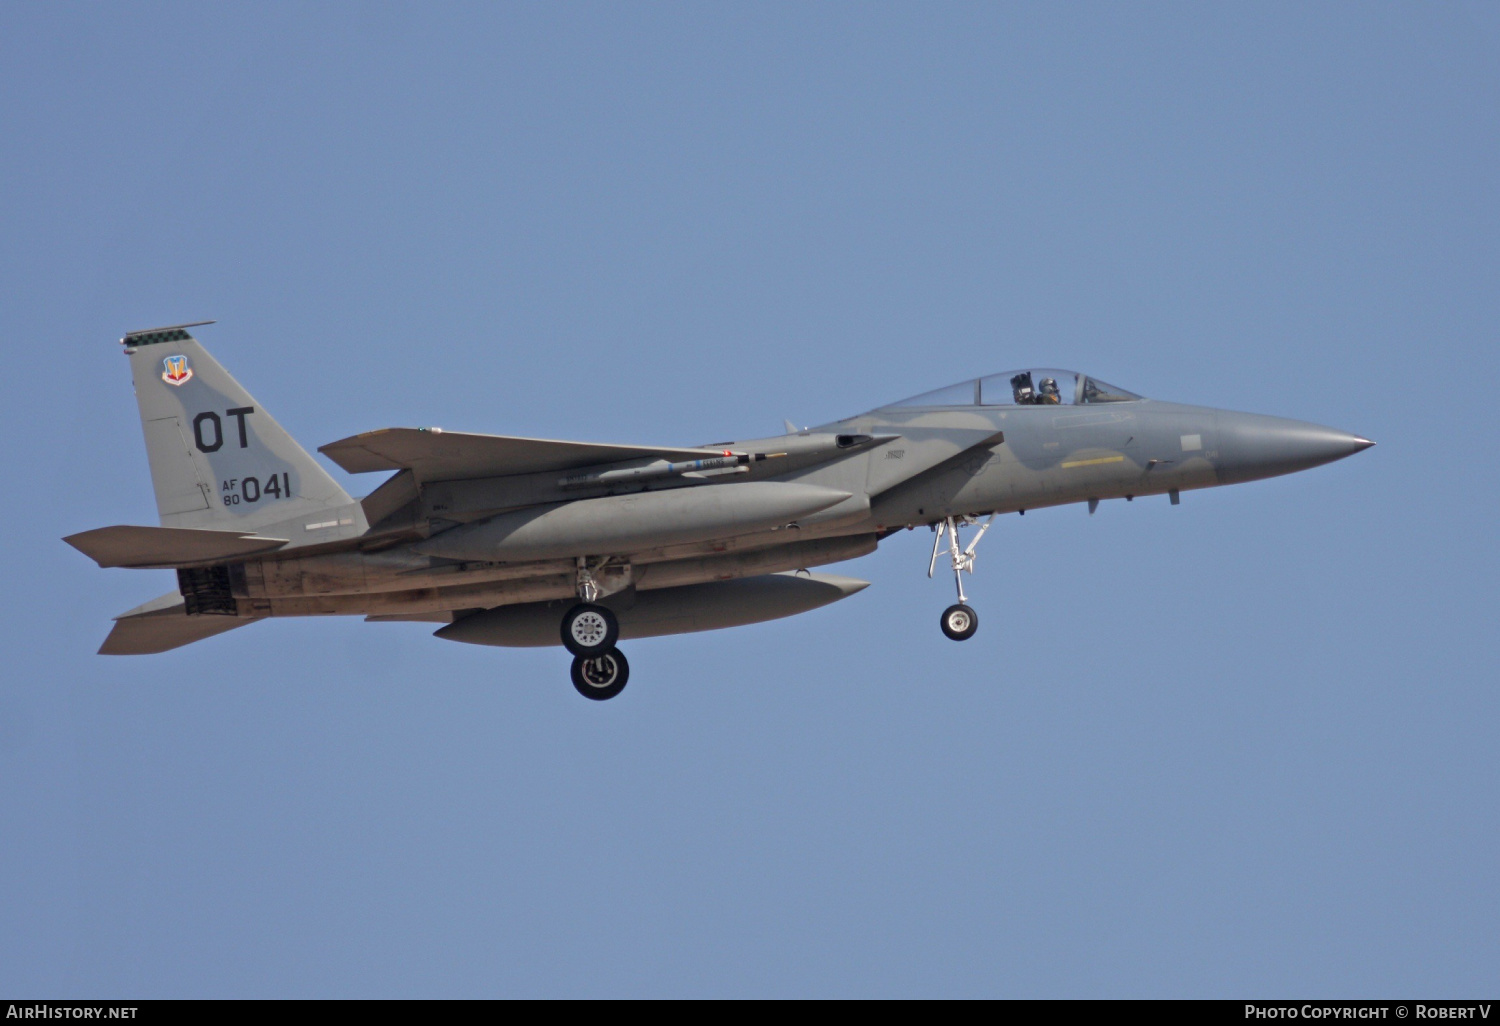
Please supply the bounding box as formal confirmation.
[928,513,996,641]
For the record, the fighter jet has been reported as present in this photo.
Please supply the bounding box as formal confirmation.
[65,323,1373,700]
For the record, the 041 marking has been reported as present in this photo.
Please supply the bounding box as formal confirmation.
[220,473,291,506]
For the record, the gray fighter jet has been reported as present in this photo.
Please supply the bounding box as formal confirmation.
[66,323,1373,699]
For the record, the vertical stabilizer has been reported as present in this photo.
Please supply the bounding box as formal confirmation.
[122,323,360,536]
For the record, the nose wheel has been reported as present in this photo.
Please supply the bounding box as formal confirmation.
[928,513,996,641]
[940,603,978,641]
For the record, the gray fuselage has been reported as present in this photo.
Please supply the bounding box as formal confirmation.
[222,397,1370,623]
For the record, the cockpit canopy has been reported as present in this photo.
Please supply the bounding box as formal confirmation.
[884,369,1142,409]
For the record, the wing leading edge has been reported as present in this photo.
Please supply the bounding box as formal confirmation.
[318,428,726,482]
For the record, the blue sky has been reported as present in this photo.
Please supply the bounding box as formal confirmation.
[1,2,1496,997]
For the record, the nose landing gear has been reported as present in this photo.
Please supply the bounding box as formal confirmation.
[928,513,996,641]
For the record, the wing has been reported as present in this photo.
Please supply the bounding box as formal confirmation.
[317,428,726,482]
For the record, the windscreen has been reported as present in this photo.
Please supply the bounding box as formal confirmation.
[886,370,1141,408]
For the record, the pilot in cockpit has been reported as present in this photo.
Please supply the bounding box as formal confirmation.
[1037,377,1061,404]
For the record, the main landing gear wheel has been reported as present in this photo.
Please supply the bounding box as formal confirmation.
[571,647,629,701]
[560,603,618,656]
[940,603,979,641]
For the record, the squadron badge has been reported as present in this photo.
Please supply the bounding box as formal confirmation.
[161,354,193,386]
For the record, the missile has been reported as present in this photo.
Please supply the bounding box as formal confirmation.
[554,433,893,490]
[413,480,852,563]
[434,571,871,647]
[558,452,770,488]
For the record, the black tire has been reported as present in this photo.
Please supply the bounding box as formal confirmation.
[940,603,978,641]
[571,647,630,701]
[560,602,619,656]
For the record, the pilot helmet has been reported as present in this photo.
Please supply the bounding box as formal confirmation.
[1039,377,1059,395]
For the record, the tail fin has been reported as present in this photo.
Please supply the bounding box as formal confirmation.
[123,323,357,534]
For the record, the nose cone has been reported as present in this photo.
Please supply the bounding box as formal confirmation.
[1215,411,1374,486]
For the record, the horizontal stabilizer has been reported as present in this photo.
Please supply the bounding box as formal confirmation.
[64,525,288,569]
[318,428,724,482]
[99,592,258,655]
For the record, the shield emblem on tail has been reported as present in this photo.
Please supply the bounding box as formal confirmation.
[161,355,192,386]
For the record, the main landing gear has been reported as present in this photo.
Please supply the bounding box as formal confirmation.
[560,603,618,655]
[928,513,996,642]
[561,603,629,700]
[571,647,630,700]
[563,558,629,700]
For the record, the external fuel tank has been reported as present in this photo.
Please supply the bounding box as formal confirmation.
[433,571,870,647]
